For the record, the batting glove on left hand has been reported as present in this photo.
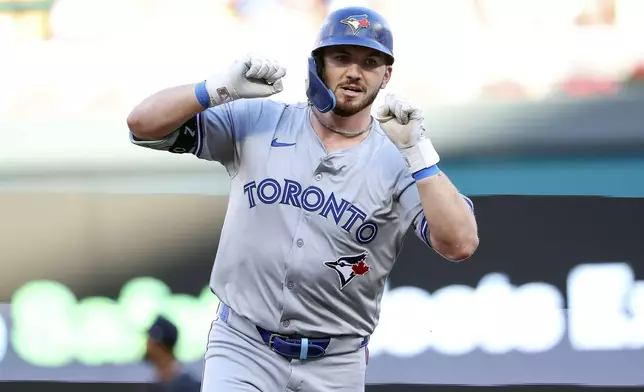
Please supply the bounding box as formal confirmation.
[376,93,440,174]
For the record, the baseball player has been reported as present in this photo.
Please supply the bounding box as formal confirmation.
[127,6,479,392]
[142,316,201,392]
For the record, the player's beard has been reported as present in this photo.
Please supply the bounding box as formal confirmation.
[332,86,380,118]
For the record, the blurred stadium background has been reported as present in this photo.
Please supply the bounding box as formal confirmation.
[0,0,643,391]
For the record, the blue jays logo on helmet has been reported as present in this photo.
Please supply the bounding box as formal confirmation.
[324,251,370,290]
[311,6,394,62]
[340,14,371,35]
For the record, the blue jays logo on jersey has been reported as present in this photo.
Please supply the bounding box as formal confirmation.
[340,14,370,35]
[324,251,370,290]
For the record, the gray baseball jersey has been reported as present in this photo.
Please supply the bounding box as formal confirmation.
[131,98,462,339]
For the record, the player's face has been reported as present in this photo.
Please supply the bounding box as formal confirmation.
[143,338,158,362]
[143,338,168,364]
[321,46,392,117]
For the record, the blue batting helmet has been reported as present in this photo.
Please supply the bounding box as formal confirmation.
[306,6,395,113]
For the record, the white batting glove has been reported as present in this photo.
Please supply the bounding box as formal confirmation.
[205,53,286,107]
[376,93,440,174]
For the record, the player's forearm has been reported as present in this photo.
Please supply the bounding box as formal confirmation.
[127,84,206,141]
[416,172,479,262]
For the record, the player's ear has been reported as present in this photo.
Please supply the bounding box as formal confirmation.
[380,66,392,89]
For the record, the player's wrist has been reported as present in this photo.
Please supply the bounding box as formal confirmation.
[202,76,239,107]
[412,165,441,181]
[400,139,440,179]
[194,81,210,109]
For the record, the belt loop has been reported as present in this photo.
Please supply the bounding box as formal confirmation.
[218,302,230,323]
[299,338,309,360]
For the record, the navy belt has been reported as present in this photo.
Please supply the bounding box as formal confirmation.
[256,326,332,360]
[218,303,368,360]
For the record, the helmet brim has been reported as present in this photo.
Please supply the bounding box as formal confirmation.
[313,36,394,65]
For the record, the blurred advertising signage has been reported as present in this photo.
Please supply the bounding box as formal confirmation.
[5,261,642,368]
[8,278,220,366]
[370,262,644,357]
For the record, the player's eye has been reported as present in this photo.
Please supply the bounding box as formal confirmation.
[363,58,378,67]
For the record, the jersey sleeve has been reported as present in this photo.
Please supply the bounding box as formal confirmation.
[129,99,264,176]
[395,171,475,249]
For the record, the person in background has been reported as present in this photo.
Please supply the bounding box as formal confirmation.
[142,315,201,392]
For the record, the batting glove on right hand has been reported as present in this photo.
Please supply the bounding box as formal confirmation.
[205,53,286,107]
[376,93,440,174]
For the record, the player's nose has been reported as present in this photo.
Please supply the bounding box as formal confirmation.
[345,63,362,80]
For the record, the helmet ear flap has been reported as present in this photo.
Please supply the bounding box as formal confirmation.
[306,56,336,113]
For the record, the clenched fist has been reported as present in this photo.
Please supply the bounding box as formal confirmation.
[376,93,440,174]
[205,53,287,107]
